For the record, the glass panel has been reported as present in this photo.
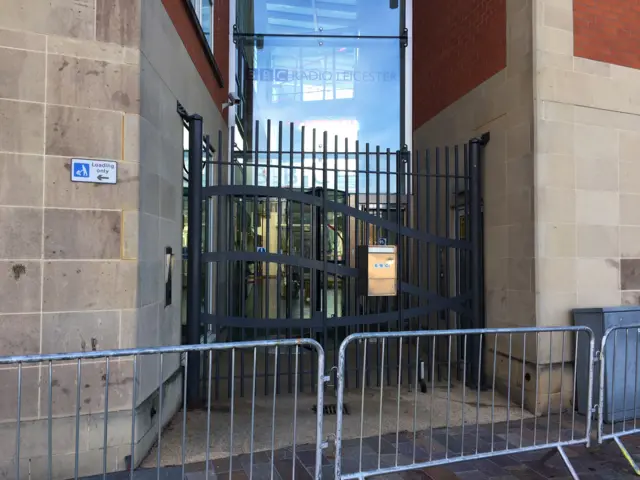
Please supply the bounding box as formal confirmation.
[236,36,401,192]
[236,0,402,37]
[239,36,400,148]
[201,0,213,47]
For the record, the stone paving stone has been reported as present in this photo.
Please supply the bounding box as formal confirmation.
[243,464,281,480]
[81,414,640,479]
[272,458,312,480]
[452,470,490,479]
[296,449,332,471]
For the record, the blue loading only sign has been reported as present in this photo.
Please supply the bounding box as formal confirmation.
[71,158,117,184]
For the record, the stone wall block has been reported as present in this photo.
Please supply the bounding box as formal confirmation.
[41,360,134,418]
[0,0,95,39]
[0,314,40,356]
[41,311,121,354]
[0,154,43,207]
[0,261,41,314]
[44,209,121,260]
[96,0,141,47]
[0,99,44,154]
[0,27,46,51]
[42,261,137,312]
[0,47,46,102]
[0,207,42,259]
[47,55,140,113]
[0,366,39,423]
[46,105,122,160]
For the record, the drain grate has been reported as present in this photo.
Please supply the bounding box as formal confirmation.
[313,404,350,415]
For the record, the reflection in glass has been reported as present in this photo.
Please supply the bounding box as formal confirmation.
[236,0,401,37]
[235,36,402,192]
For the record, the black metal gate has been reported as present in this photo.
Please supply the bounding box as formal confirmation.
[184,115,487,403]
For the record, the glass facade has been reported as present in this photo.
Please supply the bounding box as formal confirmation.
[233,0,408,192]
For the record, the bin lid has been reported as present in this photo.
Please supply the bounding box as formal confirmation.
[572,306,640,314]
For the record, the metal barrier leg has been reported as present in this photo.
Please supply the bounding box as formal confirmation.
[556,446,579,480]
[613,437,640,476]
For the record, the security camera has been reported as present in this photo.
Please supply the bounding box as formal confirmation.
[222,93,241,110]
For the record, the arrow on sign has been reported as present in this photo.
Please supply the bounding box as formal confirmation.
[97,175,109,181]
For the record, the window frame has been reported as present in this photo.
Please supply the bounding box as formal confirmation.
[191,0,214,49]
[184,0,223,87]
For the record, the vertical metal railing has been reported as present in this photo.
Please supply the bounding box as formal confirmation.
[4,339,326,480]
[598,325,640,475]
[197,121,487,398]
[334,327,595,480]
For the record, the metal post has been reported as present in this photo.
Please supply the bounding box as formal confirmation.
[468,133,488,388]
[187,114,204,406]
[204,135,214,341]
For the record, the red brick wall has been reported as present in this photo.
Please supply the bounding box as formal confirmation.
[574,0,640,70]
[413,0,507,129]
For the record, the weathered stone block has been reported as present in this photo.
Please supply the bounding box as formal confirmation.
[123,114,141,162]
[576,226,619,259]
[45,105,122,160]
[621,227,640,258]
[576,190,620,225]
[137,261,161,307]
[41,311,121,354]
[139,213,160,262]
[620,131,640,163]
[488,353,575,416]
[577,158,618,192]
[44,209,121,259]
[621,194,640,226]
[42,261,137,312]
[0,207,42,259]
[0,366,39,422]
[0,261,41,314]
[47,36,124,63]
[47,55,140,113]
[0,154,43,207]
[0,27,46,51]
[622,259,640,291]
[0,314,40,356]
[139,170,160,216]
[122,211,139,260]
[96,0,141,47]
[0,99,44,154]
[0,444,132,480]
[0,47,46,102]
[159,177,180,221]
[0,0,95,39]
[42,360,134,418]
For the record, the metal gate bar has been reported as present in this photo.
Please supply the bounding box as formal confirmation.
[187,118,487,400]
